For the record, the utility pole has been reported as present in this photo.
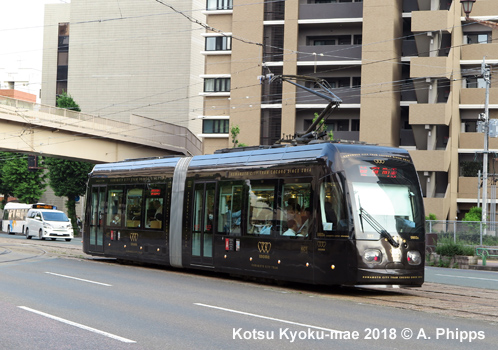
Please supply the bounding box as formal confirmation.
[481,58,491,226]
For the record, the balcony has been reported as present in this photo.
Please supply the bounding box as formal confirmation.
[424,185,450,221]
[462,1,498,17]
[461,43,498,61]
[459,132,498,150]
[297,45,361,62]
[460,88,498,105]
[408,140,451,172]
[412,9,453,33]
[458,177,479,199]
[410,57,450,79]
[299,2,363,21]
[296,87,360,104]
[409,102,450,125]
[333,131,359,142]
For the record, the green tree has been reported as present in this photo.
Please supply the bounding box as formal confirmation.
[56,91,81,111]
[231,125,248,148]
[463,206,482,221]
[1,153,46,203]
[45,158,94,234]
[0,152,16,208]
[312,113,334,140]
[51,93,92,234]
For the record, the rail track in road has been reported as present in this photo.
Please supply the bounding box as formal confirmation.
[0,243,47,264]
[1,236,497,324]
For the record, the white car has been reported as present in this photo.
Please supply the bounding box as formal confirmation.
[25,208,74,242]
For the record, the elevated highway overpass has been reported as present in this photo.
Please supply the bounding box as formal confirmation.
[0,96,202,163]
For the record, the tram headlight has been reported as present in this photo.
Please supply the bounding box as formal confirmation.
[364,249,382,263]
[407,251,422,265]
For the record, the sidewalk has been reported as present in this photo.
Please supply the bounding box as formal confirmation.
[469,259,498,271]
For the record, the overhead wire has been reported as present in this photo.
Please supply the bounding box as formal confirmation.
[1,1,497,150]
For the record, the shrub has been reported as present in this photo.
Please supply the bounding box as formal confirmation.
[436,237,475,257]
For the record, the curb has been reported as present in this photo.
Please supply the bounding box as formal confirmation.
[468,264,498,271]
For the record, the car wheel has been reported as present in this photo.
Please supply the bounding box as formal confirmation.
[25,227,31,239]
[39,229,45,240]
[65,239,71,242]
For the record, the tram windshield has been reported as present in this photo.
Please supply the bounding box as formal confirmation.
[343,156,424,241]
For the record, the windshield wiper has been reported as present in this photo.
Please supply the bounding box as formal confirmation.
[359,207,400,248]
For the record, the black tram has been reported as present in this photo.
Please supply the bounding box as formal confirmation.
[83,142,425,287]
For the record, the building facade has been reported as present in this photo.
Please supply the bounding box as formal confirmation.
[41,0,206,136]
[200,0,498,221]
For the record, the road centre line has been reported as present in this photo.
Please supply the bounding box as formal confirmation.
[45,272,112,286]
[435,273,498,282]
[195,303,342,333]
[18,306,136,343]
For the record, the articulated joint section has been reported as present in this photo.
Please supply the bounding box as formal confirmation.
[169,157,192,268]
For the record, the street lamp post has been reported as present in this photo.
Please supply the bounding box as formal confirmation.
[460,0,476,18]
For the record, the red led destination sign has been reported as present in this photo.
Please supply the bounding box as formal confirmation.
[359,165,398,178]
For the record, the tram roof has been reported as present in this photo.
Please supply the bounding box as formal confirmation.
[91,142,408,174]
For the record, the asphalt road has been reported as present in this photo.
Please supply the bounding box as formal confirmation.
[425,266,498,290]
[0,235,497,349]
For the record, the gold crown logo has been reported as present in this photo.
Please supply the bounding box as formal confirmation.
[257,241,271,254]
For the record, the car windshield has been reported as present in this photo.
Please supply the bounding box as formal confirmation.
[42,211,69,222]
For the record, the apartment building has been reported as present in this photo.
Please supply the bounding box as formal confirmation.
[199,0,498,221]
[41,0,206,136]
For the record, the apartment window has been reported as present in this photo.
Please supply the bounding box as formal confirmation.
[466,33,491,44]
[308,35,352,46]
[324,77,350,89]
[264,0,285,21]
[205,36,232,51]
[57,52,68,66]
[203,119,229,134]
[56,22,69,98]
[206,0,232,10]
[204,78,231,92]
[466,77,487,89]
[309,0,362,3]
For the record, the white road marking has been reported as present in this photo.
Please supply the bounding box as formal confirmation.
[18,306,136,343]
[195,303,342,333]
[435,273,498,282]
[45,272,112,286]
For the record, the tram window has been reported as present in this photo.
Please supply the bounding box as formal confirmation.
[218,182,244,235]
[246,181,275,236]
[144,184,165,229]
[320,177,347,234]
[107,187,124,227]
[125,187,143,228]
[279,181,312,237]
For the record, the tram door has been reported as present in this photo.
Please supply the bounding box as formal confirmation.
[89,186,105,252]
[192,182,215,265]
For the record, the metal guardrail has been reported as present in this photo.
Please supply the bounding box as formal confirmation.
[426,220,498,246]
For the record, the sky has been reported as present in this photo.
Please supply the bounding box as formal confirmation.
[0,0,68,97]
